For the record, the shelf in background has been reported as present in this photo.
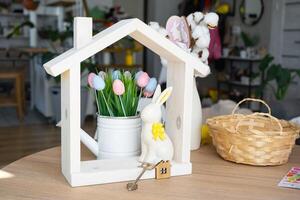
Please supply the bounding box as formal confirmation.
[220,56,262,62]
[0,13,27,17]
[282,54,300,58]
[0,36,28,40]
[46,0,75,7]
[97,64,143,70]
[284,28,300,32]
[103,47,143,53]
[0,95,17,107]
[285,0,300,5]
[218,80,261,87]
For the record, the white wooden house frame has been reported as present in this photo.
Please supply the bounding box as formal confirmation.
[44,17,210,187]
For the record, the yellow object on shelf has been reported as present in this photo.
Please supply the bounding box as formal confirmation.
[208,89,218,103]
[216,3,230,15]
[125,50,133,66]
[201,124,211,145]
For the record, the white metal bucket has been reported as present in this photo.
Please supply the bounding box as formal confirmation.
[96,115,142,159]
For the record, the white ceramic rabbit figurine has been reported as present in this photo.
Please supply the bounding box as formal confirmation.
[139,85,174,164]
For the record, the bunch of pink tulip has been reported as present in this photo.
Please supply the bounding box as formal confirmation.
[88,70,157,117]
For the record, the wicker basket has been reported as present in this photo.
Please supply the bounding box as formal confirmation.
[207,98,300,166]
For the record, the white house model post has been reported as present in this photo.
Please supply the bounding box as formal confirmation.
[61,18,93,182]
[44,17,210,187]
[166,61,193,163]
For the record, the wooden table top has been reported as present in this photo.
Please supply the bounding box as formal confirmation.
[0,145,299,200]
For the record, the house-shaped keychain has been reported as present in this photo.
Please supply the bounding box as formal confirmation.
[43,17,210,187]
[155,161,171,179]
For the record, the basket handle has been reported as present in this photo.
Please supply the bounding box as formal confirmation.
[235,112,283,135]
[231,98,271,115]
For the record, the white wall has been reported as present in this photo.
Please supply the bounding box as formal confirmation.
[146,0,182,78]
[227,0,272,49]
[267,0,300,117]
[114,0,144,19]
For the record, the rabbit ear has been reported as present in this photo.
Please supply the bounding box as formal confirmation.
[152,84,161,103]
[156,87,173,105]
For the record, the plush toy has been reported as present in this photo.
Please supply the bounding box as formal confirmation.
[139,85,174,164]
[187,12,219,64]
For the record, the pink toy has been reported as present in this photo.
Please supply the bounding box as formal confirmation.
[166,16,191,50]
[137,72,150,88]
[88,73,96,88]
[180,16,191,48]
[98,71,107,79]
[113,79,127,116]
[143,90,154,98]
[113,79,125,95]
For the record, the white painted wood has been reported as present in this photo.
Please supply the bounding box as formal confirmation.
[61,67,81,181]
[74,17,93,48]
[80,128,98,156]
[43,17,208,187]
[60,17,93,183]
[70,158,191,187]
[166,61,193,163]
[44,18,209,77]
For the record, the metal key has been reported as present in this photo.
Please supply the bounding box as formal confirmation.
[126,167,147,191]
[126,161,163,191]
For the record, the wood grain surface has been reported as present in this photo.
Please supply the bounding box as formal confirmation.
[0,145,299,200]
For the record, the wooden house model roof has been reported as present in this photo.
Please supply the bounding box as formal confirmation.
[44,18,210,77]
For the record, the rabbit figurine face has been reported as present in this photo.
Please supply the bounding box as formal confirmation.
[141,103,161,123]
[139,85,174,164]
[141,84,169,124]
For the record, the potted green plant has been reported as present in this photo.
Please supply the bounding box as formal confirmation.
[257,54,300,100]
[240,31,259,58]
[5,21,34,39]
[86,70,158,159]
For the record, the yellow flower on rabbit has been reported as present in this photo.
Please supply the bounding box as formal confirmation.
[152,123,166,141]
